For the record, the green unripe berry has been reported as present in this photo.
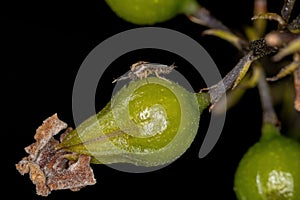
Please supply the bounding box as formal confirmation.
[105,0,199,25]
[234,123,300,200]
[59,77,209,166]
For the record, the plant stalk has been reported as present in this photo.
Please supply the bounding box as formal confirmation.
[257,66,279,126]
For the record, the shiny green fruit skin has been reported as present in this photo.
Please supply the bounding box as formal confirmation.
[59,77,209,166]
[234,123,300,200]
[105,0,198,25]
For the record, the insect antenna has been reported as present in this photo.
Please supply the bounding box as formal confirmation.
[112,74,130,83]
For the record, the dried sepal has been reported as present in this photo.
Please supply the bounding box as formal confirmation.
[202,29,248,51]
[25,114,67,158]
[46,154,95,192]
[272,37,300,61]
[16,114,96,196]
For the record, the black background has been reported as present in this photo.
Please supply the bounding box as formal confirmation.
[2,0,299,199]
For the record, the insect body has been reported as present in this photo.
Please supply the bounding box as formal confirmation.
[112,61,176,83]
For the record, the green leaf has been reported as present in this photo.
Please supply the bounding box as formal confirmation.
[203,29,247,51]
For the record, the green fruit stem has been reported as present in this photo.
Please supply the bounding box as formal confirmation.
[257,65,281,141]
[258,67,278,124]
[261,123,281,141]
[196,92,210,112]
[180,0,200,15]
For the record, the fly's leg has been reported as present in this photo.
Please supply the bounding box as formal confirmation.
[155,70,171,83]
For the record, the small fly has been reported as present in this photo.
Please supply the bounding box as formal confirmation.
[112,61,176,83]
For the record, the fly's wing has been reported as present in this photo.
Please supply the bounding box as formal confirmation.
[143,63,176,74]
[113,62,176,83]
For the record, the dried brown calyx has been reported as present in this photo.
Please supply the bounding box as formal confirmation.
[15,114,96,196]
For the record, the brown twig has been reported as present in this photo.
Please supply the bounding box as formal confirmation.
[202,52,257,108]
[281,0,296,23]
